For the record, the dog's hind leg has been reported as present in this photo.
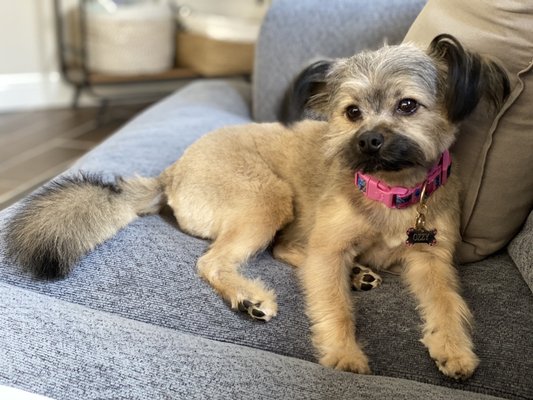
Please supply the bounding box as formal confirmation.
[350,263,382,291]
[197,225,279,321]
[164,141,295,321]
[197,203,293,322]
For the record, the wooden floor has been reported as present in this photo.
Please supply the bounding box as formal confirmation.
[0,104,153,210]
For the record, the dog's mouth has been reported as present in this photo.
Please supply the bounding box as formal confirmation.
[355,157,418,173]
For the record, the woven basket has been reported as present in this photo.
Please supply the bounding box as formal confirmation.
[87,3,174,75]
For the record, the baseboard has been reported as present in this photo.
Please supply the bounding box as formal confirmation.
[0,72,189,112]
[0,72,72,111]
[0,72,94,112]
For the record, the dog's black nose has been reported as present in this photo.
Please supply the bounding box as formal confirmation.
[358,132,384,154]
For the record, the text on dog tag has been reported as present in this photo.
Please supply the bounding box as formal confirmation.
[406,227,437,246]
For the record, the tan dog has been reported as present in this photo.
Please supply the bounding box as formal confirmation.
[6,35,508,379]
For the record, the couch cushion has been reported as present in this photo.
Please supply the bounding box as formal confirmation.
[1,211,531,399]
[403,0,533,263]
[0,283,502,400]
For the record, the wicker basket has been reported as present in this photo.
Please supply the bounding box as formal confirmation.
[176,32,254,76]
[176,8,261,76]
[86,3,174,75]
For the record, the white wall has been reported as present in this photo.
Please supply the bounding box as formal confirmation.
[0,0,45,74]
[0,0,76,111]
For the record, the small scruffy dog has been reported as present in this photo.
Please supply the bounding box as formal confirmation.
[6,35,508,379]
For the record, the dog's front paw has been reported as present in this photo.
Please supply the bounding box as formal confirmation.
[319,347,371,374]
[422,332,479,380]
[433,350,479,380]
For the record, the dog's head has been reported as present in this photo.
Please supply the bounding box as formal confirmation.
[283,34,509,180]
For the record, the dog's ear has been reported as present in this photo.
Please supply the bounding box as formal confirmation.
[428,34,510,123]
[280,60,335,125]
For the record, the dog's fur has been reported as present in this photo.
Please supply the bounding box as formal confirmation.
[5,35,509,379]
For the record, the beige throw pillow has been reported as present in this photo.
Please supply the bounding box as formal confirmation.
[404,0,533,263]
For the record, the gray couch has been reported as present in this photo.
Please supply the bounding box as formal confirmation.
[1,1,532,399]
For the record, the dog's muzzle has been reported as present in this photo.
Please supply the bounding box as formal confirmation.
[343,131,426,173]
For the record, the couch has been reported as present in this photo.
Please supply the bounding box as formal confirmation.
[1,1,531,399]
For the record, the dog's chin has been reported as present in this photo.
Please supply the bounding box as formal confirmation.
[353,156,434,187]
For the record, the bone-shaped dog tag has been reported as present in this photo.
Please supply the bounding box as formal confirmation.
[405,186,438,246]
[406,227,437,246]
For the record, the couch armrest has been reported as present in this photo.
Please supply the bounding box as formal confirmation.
[71,79,252,179]
[509,211,533,294]
[252,0,426,122]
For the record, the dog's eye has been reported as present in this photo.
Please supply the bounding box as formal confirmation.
[345,105,362,121]
[397,99,418,115]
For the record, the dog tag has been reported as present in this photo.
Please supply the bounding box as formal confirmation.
[405,182,437,246]
[406,227,437,246]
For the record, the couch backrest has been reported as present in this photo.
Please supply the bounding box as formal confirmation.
[252,0,427,122]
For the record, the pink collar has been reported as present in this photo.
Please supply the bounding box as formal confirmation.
[354,150,452,209]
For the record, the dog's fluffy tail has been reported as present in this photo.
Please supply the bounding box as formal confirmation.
[5,173,165,279]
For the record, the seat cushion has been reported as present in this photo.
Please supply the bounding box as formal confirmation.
[1,214,531,399]
[0,283,503,400]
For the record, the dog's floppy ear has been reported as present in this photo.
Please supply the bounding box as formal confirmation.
[280,60,334,125]
[428,34,510,123]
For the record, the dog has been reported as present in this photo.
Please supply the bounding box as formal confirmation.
[5,34,509,380]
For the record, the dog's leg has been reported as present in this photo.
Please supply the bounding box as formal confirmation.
[300,196,371,374]
[404,250,479,380]
[197,228,278,321]
[197,227,278,321]
[350,263,382,291]
[197,194,293,322]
